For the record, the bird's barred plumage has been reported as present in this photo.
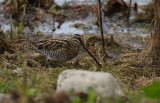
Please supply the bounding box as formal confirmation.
[30,34,81,62]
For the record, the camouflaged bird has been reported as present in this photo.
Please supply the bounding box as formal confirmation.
[30,34,81,62]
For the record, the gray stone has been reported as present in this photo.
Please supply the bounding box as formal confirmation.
[0,93,11,103]
[56,69,123,97]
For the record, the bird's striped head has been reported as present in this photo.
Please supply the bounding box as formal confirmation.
[71,34,82,44]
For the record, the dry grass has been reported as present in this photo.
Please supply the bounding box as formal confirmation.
[0,31,159,103]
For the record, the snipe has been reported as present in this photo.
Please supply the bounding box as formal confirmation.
[30,34,81,62]
[31,34,101,66]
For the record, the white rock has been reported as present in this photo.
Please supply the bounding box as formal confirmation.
[0,93,11,103]
[56,69,123,97]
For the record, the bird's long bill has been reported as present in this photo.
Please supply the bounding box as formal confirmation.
[79,39,101,66]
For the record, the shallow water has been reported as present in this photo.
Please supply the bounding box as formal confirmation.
[55,0,96,6]
[0,0,151,34]
[53,15,98,35]
[55,0,151,6]
[124,0,151,5]
[0,0,151,48]
[0,0,12,32]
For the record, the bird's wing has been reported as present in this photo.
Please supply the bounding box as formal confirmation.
[30,39,70,51]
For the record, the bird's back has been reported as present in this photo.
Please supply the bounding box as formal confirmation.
[30,38,80,62]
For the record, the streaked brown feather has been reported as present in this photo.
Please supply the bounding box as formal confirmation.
[31,39,71,51]
[30,35,81,62]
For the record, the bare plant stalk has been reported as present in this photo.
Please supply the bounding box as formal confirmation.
[97,0,106,59]
[10,24,13,41]
[23,61,27,88]
[127,0,132,22]
[149,0,160,65]
[38,0,40,8]
[134,2,138,12]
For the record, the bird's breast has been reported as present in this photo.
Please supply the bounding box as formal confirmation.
[48,45,80,62]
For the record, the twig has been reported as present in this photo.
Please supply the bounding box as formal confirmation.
[10,24,13,41]
[97,0,106,60]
